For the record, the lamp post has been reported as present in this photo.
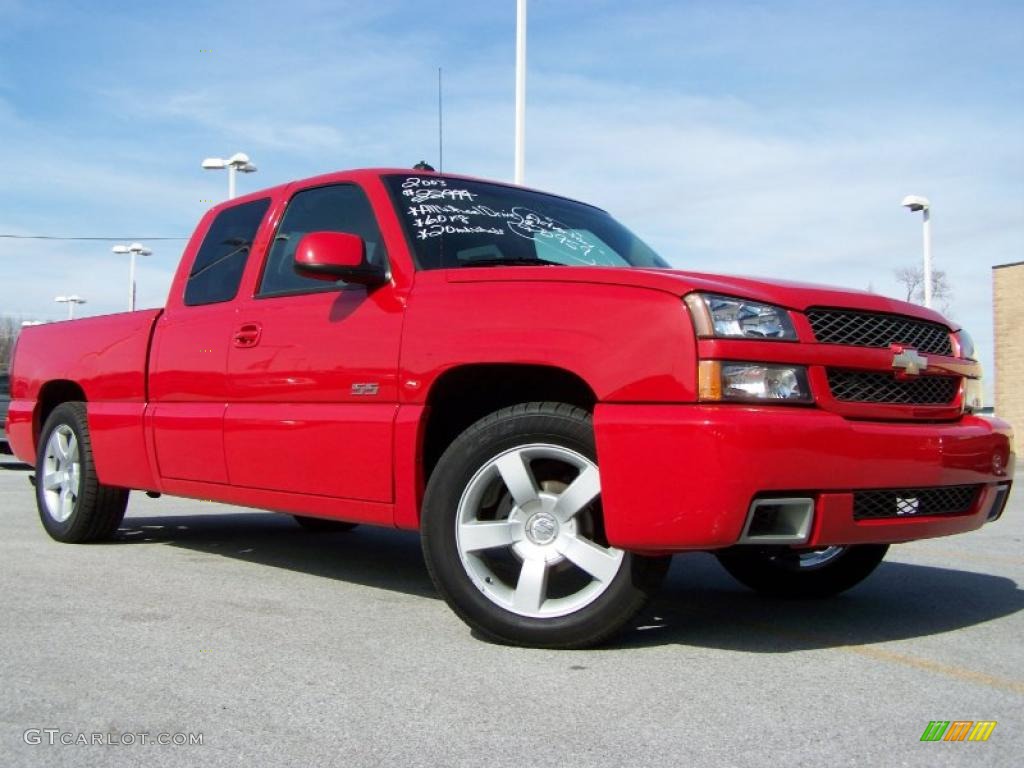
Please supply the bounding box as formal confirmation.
[54,295,86,320]
[202,152,258,200]
[901,195,932,308]
[514,0,527,184]
[112,242,152,312]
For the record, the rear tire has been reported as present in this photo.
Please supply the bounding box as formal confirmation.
[421,402,669,649]
[716,544,888,598]
[36,402,129,543]
[292,515,358,532]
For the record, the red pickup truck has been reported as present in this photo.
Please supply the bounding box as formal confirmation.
[6,169,1014,648]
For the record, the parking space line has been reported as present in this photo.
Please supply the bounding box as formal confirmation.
[687,604,1024,695]
[840,644,1024,695]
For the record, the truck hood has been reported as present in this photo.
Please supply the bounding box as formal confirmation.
[447,265,954,329]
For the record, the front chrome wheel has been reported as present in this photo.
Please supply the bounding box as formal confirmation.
[421,402,669,648]
[715,542,889,598]
[41,424,81,523]
[455,443,624,619]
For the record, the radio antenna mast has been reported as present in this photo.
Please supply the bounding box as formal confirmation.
[438,67,444,174]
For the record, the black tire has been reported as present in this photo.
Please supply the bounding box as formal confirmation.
[292,515,359,532]
[421,402,669,649]
[35,402,129,543]
[715,544,889,598]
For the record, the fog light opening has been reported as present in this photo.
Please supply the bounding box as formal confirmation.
[739,497,815,544]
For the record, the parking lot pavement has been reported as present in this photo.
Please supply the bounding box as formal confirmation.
[0,455,1021,768]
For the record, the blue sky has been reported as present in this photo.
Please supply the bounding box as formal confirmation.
[1,0,1021,398]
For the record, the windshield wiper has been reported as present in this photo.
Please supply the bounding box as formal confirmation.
[458,257,564,268]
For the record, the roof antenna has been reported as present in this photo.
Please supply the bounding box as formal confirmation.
[412,69,443,174]
[438,66,444,174]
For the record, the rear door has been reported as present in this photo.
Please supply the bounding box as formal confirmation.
[223,182,403,502]
[149,198,271,483]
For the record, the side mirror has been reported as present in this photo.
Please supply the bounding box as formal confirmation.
[294,232,387,286]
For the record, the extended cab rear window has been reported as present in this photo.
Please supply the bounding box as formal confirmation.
[382,174,667,271]
[185,198,271,306]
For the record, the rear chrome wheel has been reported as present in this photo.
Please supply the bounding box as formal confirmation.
[422,402,669,649]
[35,402,128,543]
[41,424,81,523]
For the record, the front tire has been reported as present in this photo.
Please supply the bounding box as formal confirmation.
[36,402,129,543]
[421,402,669,649]
[716,544,889,598]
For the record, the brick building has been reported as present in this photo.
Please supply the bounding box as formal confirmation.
[993,261,1024,455]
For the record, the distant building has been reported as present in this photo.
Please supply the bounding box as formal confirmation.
[993,261,1024,455]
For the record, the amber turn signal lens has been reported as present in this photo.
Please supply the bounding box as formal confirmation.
[698,361,723,401]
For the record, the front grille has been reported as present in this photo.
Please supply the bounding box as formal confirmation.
[808,309,952,356]
[853,485,980,520]
[827,369,958,405]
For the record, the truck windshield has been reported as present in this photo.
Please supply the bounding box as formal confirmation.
[383,174,669,271]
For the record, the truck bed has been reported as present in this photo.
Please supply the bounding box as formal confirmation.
[6,309,162,475]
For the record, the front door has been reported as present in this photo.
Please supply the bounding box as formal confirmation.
[223,182,403,502]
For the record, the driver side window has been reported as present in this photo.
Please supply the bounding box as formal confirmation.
[258,184,386,297]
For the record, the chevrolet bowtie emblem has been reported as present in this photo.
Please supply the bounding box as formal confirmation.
[891,345,928,377]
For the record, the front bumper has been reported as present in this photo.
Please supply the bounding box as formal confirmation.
[594,404,1014,551]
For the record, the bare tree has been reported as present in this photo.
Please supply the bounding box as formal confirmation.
[893,266,921,302]
[0,316,20,372]
[893,265,953,315]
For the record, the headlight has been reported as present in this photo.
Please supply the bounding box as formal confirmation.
[699,361,812,403]
[685,293,797,340]
[955,329,976,360]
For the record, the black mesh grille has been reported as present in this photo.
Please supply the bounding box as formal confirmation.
[808,309,952,355]
[853,485,980,520]
[827,370,958,405]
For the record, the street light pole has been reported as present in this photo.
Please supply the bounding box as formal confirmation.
[54,295,86,320]
[113,243,152,311]
[202,152,258,200]
[514,0,527,184]
[901,195,932,308]
[921,206,932,309]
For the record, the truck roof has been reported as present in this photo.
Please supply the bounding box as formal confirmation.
[209,168,604,215]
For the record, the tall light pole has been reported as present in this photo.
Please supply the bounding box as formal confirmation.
[901,195,932,308]
[54,295,86,320]
[514,0,527,184]
[202,152,258,200]
[112,242,152,311]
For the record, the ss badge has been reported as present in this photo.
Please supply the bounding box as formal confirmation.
[351,382,380,396]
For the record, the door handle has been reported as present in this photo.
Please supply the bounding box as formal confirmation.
[232,323,262,348]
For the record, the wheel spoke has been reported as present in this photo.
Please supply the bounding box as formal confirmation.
[459,520,520,552]
[552,464,601,522]
[557,535,622,583]
[55,431,70,461]
[60,487,74,520]
[513,558,549,613]
[495,451,540,508]
[66,435,79,464]
[43,472,62,490]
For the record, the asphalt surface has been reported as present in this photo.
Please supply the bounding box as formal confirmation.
[0,453,1021,767]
